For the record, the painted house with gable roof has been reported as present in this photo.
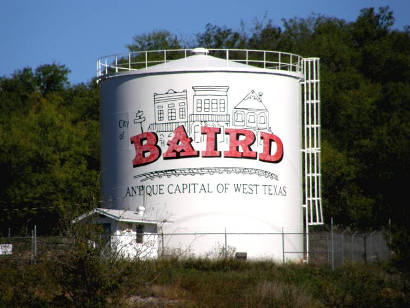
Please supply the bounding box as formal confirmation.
[232,90,270,131]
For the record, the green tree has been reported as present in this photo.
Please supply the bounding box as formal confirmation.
[0,66,100,234]
[196,23,247,49]
[35,63,70,96]
[127,30,181,51]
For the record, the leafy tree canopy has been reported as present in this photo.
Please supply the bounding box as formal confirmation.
[127,30,181,51]
[0,64,99,234]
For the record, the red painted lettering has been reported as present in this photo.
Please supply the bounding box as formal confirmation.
[130,132,161,167]
[224,128,257,159]
[163,125,199,159]
[259,132,283,163]
[201,126,221,157]
[130,126,283,166]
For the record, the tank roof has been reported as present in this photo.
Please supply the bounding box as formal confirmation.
[97,48,304,80]
[136,54,262,73]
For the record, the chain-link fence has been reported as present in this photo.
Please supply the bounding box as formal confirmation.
[309,230,391,268]
[0,225,391,268]
[0,235,74,263]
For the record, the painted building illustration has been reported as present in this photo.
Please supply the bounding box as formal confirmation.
[147,87,272,147]
[233,90,270,131]
[189,86,230,142]
[148,89,188,147]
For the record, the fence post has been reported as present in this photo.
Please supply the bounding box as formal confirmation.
[351,232,356,262]
[161,230,164,258]
[331,217,334,270]
[34,225,37,263]
[31,228,34,264]
[370,232,373,262]
[224,227,227,258]
[341,230,345,265]
[363,234,367,263]
[369,231,376,262]
[281,227,285,264]
[327,234,330,264]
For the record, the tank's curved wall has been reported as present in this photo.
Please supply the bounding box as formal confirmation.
[100,70,303,260]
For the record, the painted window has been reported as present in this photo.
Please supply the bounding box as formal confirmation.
[211,99,218,112]
[248,113,256,125]
[235,112,244,122]
[158,109,164,121]
[259,115,266,124]
[219,99,226,112]
[168,108,176,121]
[204,99,210,112]
[196,99,202,112]
[179,107,186,119]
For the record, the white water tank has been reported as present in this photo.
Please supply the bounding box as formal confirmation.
[98,48,307,260]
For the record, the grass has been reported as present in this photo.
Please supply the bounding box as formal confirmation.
[0,253,408,307]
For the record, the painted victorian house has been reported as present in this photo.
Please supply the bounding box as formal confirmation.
[233,90,270,131]
[148,89,188,147]
[189,86,230,143]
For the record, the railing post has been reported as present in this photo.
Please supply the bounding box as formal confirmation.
[289,54,292,71]
[278,52,281,69]
[263,51,266,69]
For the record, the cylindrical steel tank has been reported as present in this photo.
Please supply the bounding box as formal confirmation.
[99,49,305,260]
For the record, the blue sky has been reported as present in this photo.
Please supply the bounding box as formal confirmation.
[1,0,408,85]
